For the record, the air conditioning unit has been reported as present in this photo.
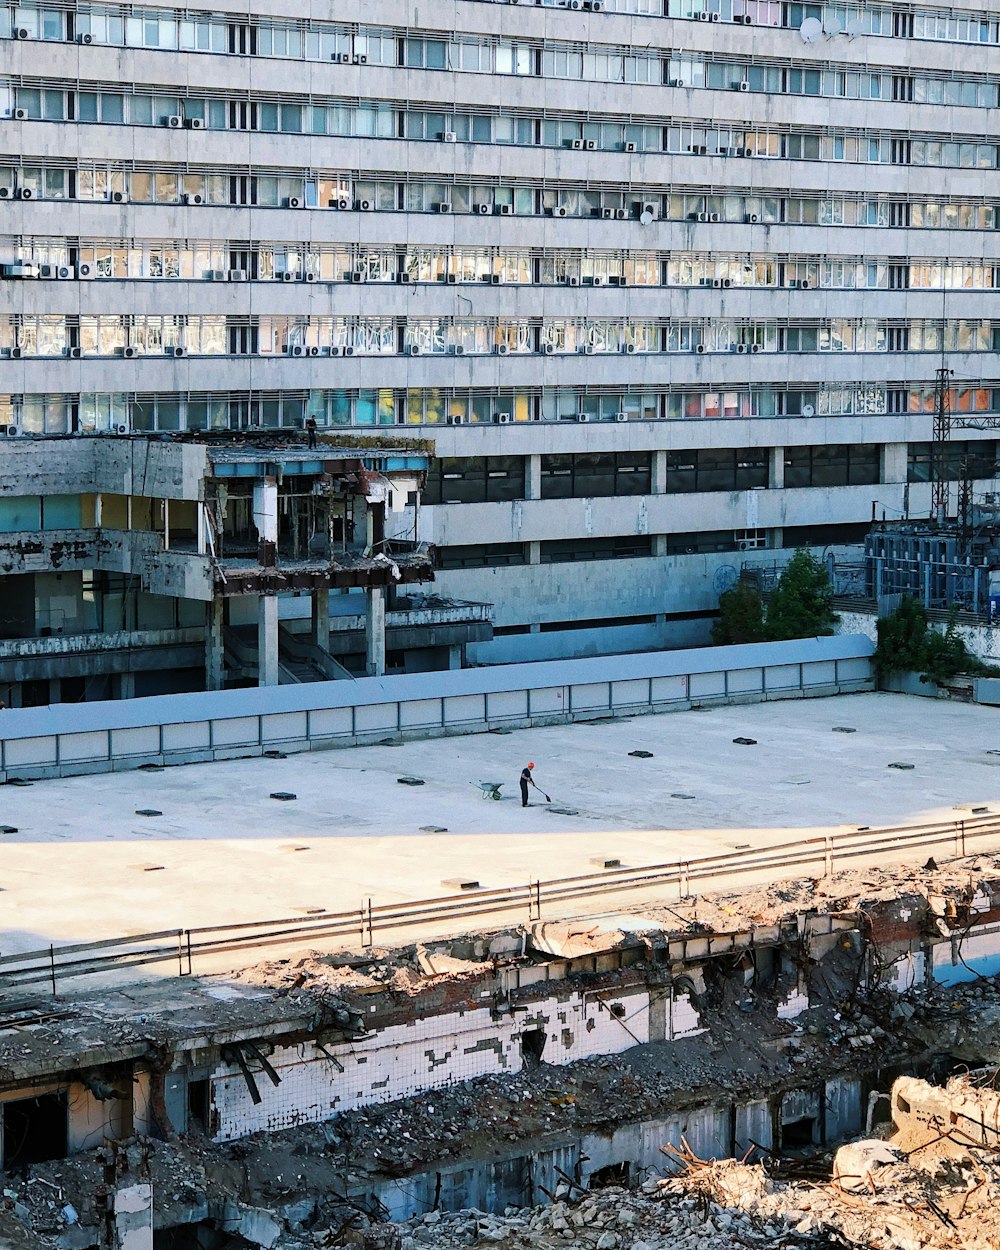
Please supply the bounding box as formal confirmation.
[307,345,320,356]
[447,414,464,425]
[334,52,351,63]
[78,263,94,279]
[57,265,73,279]
[0,187,9,199]
[540,344,555,354]
[77,31,94,44]
[182,193,204,205]
[614,208,627,220]
[348,270,363,283]
[721,277,732,288]
[2,262,37,278]
[15,187,33,200]
[13,27,30,38]
[497,204,512,215]
[406,344,422,356]
[585,139,596,150]
[799,279,811,290]
[39,263,57,279]
[697,211,709,222]
[121,346,138,358]
[330,197,350,209]
[284,196,302,209]
[440,131,457,143]
[288,344,306,357]
[396,272,412,284]
[549,205,568,218]
[171,345,186,357]
[489,274,501,284]
[109,190,125,203]
[12,108,29,120]
[601,207,615,219]
[5,424,21,436]
[355,199,373,211]
[165,115,183,128]
[698,9,710,17]
[615,411,628,422]
[447,344,465,355]
[712,278,723,288]
[621,343,637,354]
[446,273,458,284]
[695,344,706,354]
[801,403,815,417]
[66,346,82,358]
[115,422,130,435]
[9,347,22,358]
[668,78,684,88]
[569,139,584,150]
[566,275,580,286]
[495,344,509,355]
[710,11,720,19]
[228,269,247,281]
[736,343,748,353]
[608,275,626,287]
[578,344,595,354]
[751,343,762,353]
[279,270,295,282]
[434,201,452,213]
[592,276,604,286]
[577,412,590,423]
[739,12,754,22]
[353,53,367,64]
[207,269,226,281]
[495,413,513,424]
[641,202,657,219]
[475,203,491,215]
[343,345,355,356]
[709,212,720,222]
[745,212,759,223]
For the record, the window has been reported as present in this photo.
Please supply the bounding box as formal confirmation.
[665,449,767,492]
[785,444,880,488]
[423,457,525,505]
[540,453,652,498]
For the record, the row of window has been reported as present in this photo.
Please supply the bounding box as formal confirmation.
[7,242,999,293]
[2,386,997,434]
[6,84,999,171]
[4,315,997,358]
[3,164,996,234]
[5,0,998,54]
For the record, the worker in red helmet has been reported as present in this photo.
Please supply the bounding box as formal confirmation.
[520,762,538,808]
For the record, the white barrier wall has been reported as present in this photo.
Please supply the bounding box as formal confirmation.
[0,636,874,781]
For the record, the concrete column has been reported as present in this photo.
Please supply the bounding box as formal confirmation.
[447,644,463,670]
[253,477,278,566]
[882,442,908,484]
[48,678,61,705]
[117,672,136,699]
[651,450,668,494]
[205,598,224,691]
[365,586,386,677]
[257,594,279,687]
[769,447,784,489]
[197,501,207,555]
[525,454,542,500]
[162,498,170,551]
[94,493,103,527]
[311,588,330,651]
[652,534,668,556]
[527,541,541,564]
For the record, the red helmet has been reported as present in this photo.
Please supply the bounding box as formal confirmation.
[528,762,535,769]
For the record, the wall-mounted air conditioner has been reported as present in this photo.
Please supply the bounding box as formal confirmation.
[495,413,513,424]
[284,196,302,209]
[165,115,183,128]
[15,186,33,200]
[406,344,422,356]
[185,117,205,129]
[288,344,306,357]
[121,346,138,358]
[77,31,94,44]
[182,193,204,205]
[330,197,350,209]
[228,269,247,281]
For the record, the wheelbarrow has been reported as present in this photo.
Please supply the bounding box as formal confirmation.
[474,781,504,801]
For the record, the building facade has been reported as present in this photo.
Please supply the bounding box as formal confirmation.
[2,0,1000,679]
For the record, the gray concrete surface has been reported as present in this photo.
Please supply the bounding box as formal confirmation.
[0,692,997,968]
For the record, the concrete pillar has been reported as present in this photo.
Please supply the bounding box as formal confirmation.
[365,586,386,677]
[311,588,330,651]
[651,450,668,494]
[48,678,61,705]
[769,446,785,489]
[447,644,463,670]
[525,454,542,500]
[652,534,668,556]
[205,598,224,691]
[117,672,135,699]
[197,501,207,554]
[94,493,103,527]
[162,498,170,551]
[527,540,541,564]
[257,594,279,687]
[882,442,908,484]
[253,477,278,565]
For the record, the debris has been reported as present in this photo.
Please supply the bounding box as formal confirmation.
[5,778,33,786]
[419,825,448,833]
[590,857,622,869]
[134,809,162,817]
[263,750,287,759]
[888,762,915,770]
[270,792,297,801]
[671,793,696,800]
[397,776,425,787]
[832,726,857,733]
[0,825,17,833]
[547,807,579,815]
[628,750,655,759]
[923,857,938,871]
[441,878,480,891]
[137,763,164,771]
[732,737,757,746]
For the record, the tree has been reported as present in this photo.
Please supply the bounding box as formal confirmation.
[764,549,838,641]
[875,597,994,685]
[711,580,766,645]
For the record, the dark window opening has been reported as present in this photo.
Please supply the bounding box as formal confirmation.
[780,1116,818,1149]
[520,1029,546,1064]
[589,1161,631,1189]
[187,1079,210,1134]
[2,1092,68,1168]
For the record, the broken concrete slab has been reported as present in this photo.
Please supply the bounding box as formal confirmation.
[397,776,425,786]
[269,792,297,801]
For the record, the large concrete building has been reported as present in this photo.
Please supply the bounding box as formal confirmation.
[3,0,1000,689]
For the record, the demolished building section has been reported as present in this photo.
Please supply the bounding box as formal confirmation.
[0,434,492,702]
[4,855,1000,1247]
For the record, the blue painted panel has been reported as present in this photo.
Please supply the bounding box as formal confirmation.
[0,496,41,533]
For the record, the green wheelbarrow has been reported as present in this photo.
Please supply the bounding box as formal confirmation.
[474,781,504,800]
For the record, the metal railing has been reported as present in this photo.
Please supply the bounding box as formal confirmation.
[1,809,997,993]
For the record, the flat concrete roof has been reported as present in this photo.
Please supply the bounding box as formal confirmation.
[0,691,996,979]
